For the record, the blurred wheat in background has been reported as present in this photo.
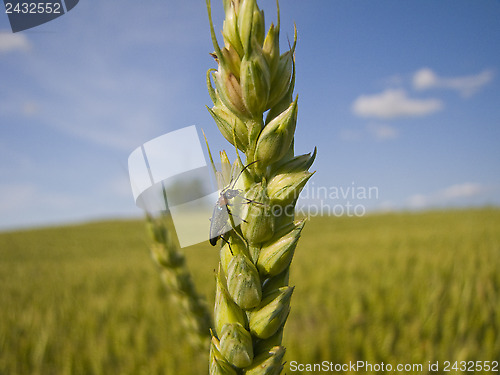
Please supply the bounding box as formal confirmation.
[1,209,499,374]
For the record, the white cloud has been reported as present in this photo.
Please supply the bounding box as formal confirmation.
[439,183,484,200]
[22,101,38,116]
[0,183,36,212]
[375,200,398,212]
[106,174,134,198]
[352,89,443,119]
[413,68,494,97]
[0,32,30,53]
[381,74,404,87]
[407,194,430,209]
[340,123,398,142]
[367,123,398,141]
[0,183,79,215]
[407,182,486,208]
[0,182,98,229]
[339,128,362,141]
[413,68,437,90]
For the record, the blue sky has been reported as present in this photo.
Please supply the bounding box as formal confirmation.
[1,0,499,230]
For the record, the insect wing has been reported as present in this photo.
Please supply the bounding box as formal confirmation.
[209,201,230,246]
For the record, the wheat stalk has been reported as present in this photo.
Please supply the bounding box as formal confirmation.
[146,213,212,352]
[205,0,316,373]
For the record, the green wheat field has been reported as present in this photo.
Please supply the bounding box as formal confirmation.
[1,208,499,374]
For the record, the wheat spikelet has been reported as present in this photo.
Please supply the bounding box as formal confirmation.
[206,0,316,372]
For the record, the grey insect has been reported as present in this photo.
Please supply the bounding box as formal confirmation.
[209,160,260,246]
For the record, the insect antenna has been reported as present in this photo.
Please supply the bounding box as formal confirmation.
[228,159,259,189]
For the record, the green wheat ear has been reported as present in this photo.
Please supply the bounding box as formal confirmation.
[146,213,212,352]
[206,0,316,373]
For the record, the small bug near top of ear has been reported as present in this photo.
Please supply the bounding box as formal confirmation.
[209,160,261,247]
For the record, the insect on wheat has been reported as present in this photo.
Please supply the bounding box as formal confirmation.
[209,160,262,247]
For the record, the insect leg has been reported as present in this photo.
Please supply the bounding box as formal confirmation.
[240,197,264,205]
[226,202,248,224]
[219,235,233,255]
